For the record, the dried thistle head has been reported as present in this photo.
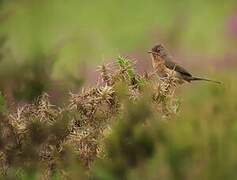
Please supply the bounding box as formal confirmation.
[97,63,112,86]
[35,93,59,124]
[98,85,114,102]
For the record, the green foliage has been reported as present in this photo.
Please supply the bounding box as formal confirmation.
[0,92,6,113]
[1,56,235,179]
[93,100,155,179]
[117,56,135,79]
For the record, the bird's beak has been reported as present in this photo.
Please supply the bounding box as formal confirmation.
[148,51,159,55]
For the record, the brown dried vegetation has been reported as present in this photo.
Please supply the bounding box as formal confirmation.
[0,56,179,179]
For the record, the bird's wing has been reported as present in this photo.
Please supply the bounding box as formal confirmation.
[164,61,192,77]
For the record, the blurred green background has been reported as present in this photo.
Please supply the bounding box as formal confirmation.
[0,0,236,102]
[0,1,237,179]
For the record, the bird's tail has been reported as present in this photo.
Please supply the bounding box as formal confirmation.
[190,77,221,84]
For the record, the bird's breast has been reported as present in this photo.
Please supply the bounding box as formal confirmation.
[153,61,169,77]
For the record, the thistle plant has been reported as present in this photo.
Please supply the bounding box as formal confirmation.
[0,56,179,179]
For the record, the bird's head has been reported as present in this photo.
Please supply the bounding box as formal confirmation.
[148,44,171,61]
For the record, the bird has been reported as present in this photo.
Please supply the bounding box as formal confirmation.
[148,44,221,84]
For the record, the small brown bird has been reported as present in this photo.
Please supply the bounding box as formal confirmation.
[148,44,221,84]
